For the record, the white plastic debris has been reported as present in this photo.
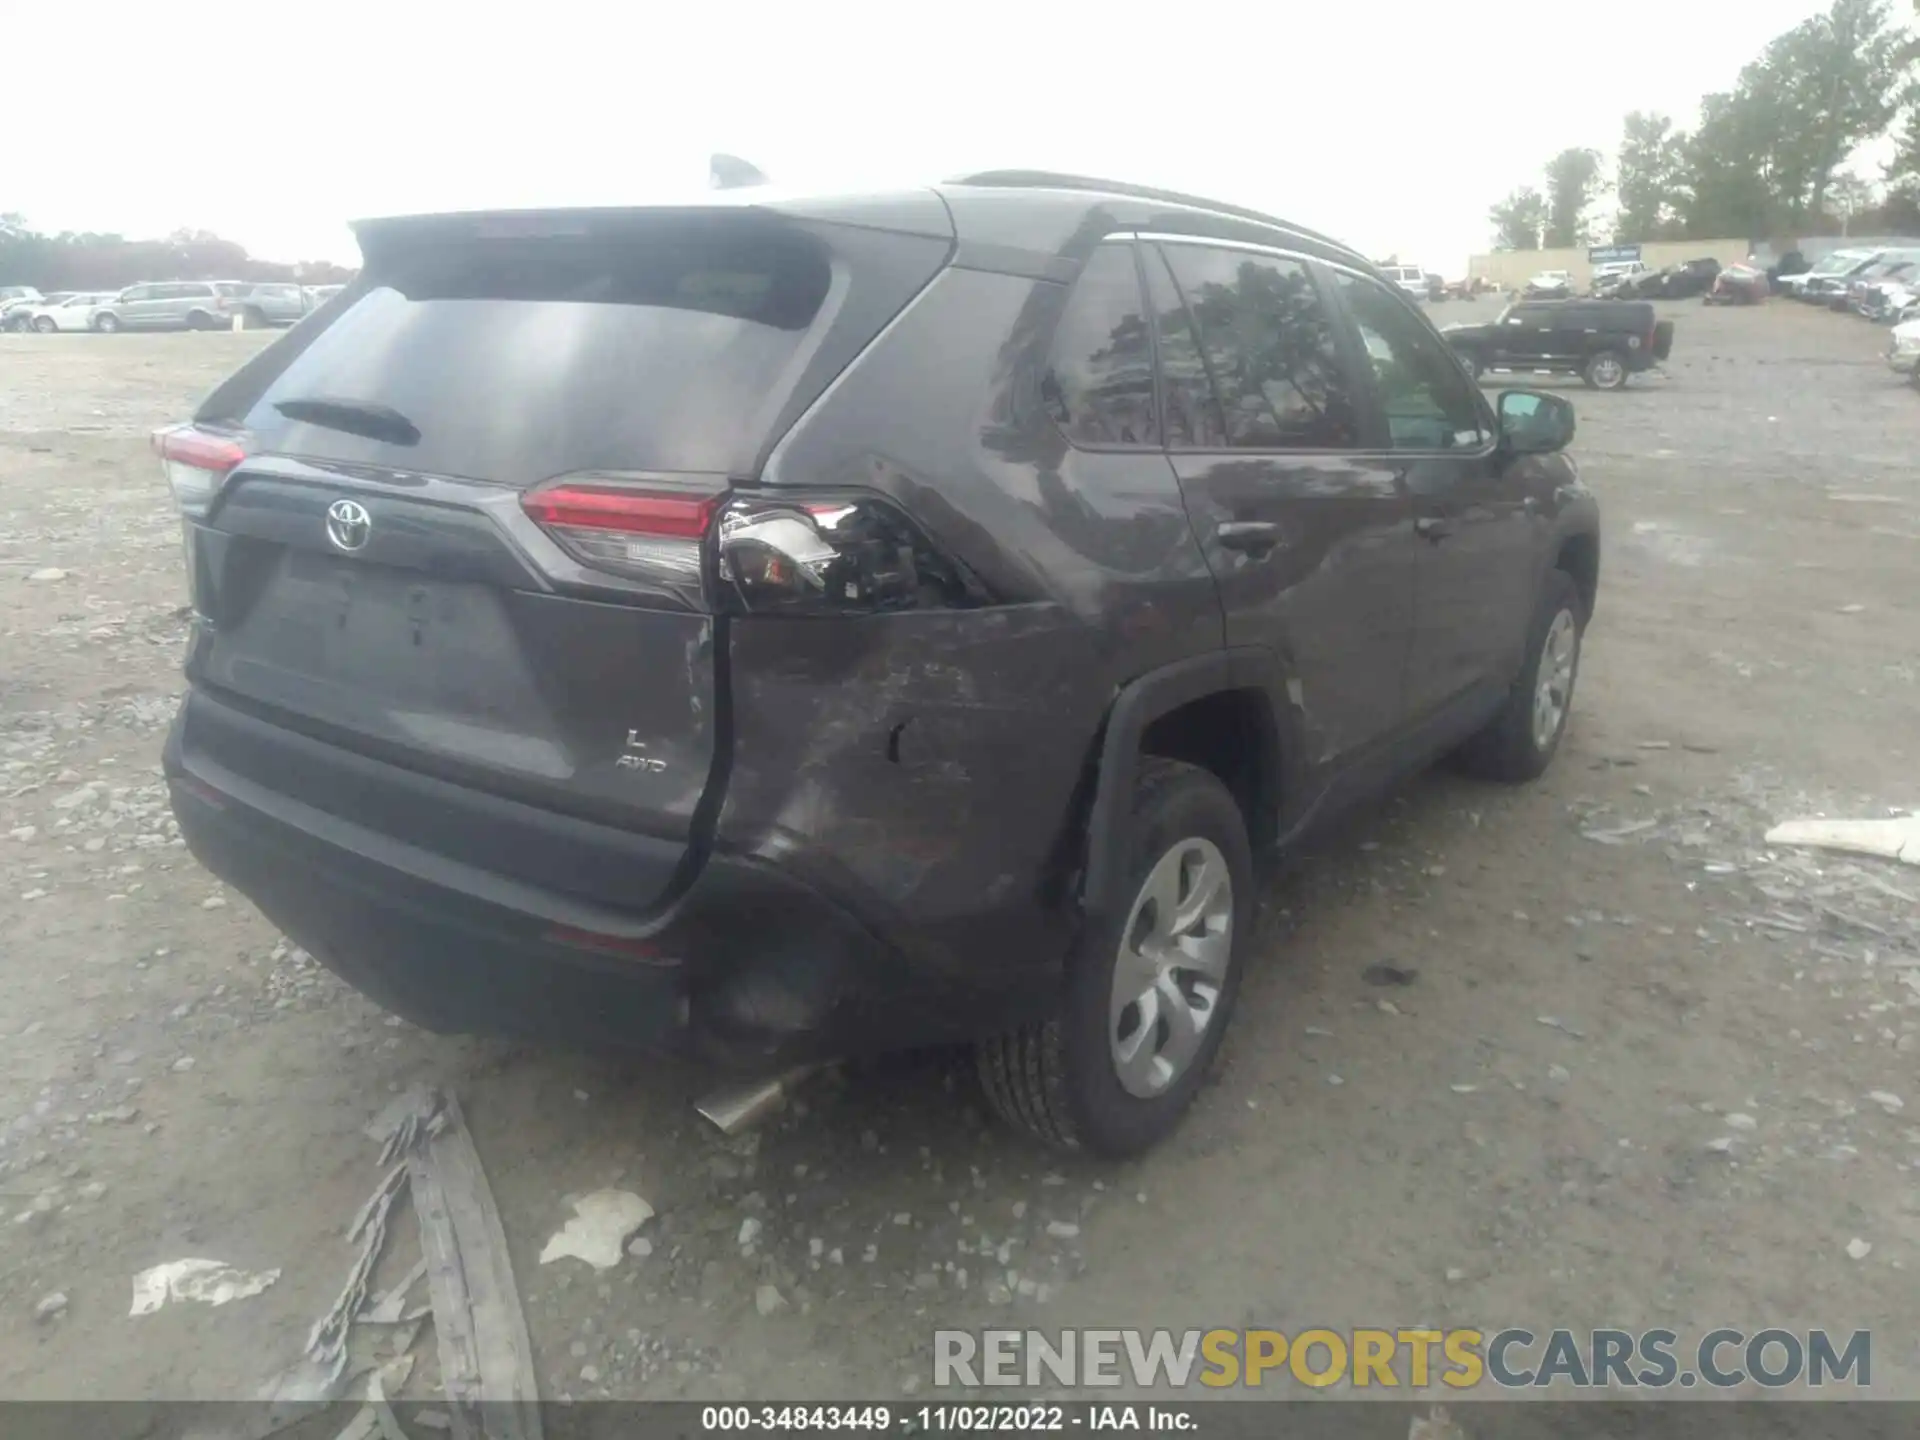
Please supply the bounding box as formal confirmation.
[538,1190,654,1271]
[131,1258,280,1315]
[1845,1237,1873,1261]
[1866,1091,1905,1114]
[1764,815,1920,866]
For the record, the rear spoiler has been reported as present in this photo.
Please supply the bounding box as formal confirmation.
[351,194,954,263]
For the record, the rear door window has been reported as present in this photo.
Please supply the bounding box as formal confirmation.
[1156,243,1361,451]
[215,227,835,485]
[1042,242,1158,447]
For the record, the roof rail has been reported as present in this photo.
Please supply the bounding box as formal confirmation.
[945,169,1364,262]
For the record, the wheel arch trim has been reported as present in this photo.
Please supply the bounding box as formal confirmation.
[1080,648,1282,916]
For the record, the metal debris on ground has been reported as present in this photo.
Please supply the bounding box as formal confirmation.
[1764,815,1920,866]
[130,1257,281,1316]
[396,1089,542,1440]
[305,1162,409,1387]
[538,1189,656,1271]
[271,1088,541,1440]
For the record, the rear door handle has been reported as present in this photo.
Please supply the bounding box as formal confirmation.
[1216,521,1283,556]
[1415,517,1454,542]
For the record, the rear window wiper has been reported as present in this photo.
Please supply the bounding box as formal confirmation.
[272,396,421,446]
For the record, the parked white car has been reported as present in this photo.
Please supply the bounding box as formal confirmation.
[1591,261,1647,293]
[1381,265,1427,299]
[24,292,115,333]
[1889,316,1920,385]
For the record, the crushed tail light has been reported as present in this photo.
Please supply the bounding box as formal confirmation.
[152,425,247,517]
[715,493,985,614]
[521,476,990,613]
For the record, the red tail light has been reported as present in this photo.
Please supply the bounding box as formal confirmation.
[152,424,247,516]
[520,478,988,614]
[520,481,722,588]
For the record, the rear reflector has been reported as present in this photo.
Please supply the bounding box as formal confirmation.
[153,425,247,517]
[521,481,722,587]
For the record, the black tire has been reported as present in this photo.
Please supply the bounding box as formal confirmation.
[186,310,214,331]
[241,306,266,329]
[1582,349,1629,390]
[1455,568,1585,782]
[93,312,120,333]
[977,757,1253,1157]
[1457,350,1483,382]
[33,316,56,334]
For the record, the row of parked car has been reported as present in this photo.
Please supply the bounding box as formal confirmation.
[1519,259,1729,303]
[1774,245,1920,324]
[0,281,345,334]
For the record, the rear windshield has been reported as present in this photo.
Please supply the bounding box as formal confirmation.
[217,228,834,485]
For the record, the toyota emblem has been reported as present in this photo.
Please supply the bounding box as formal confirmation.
[325,499,372,553]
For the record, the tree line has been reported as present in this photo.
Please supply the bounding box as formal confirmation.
[1488,0,1920,250]
[0,214,356,291]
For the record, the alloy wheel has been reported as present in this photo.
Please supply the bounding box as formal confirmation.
[1532,609,1579,750]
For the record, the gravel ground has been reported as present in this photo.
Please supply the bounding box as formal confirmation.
[1,301,1917,1406]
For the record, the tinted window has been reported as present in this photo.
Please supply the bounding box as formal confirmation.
[1042,243,1158,447]
[120,286,151,301]
[215,283,252,297]
[1143,249,1226,447]
[1158,245,1359,450]
[1335,272,1488,452]
[220,227,834,485]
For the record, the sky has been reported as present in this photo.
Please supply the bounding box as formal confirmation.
[1,0,1875,277]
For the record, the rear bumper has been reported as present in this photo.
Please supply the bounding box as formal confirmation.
[164,693,1060,1066]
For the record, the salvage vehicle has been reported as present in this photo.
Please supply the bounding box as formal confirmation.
[93,280,262,332]
[1381,264,1428,300]
[1787,248,1881,303]
[23,292,116,332]
[1523,270,1573,299]
[1656,258,1722,299]
[228,282,313,328]
[1590,261,1646,296]
[1765,250,1807,291]
[1846,255,1919,316]
[1858,275,1916,323]
[154,173,1600,1155]
[1704,265,1768,305]
[1891,315,1920,386]
[3,288,60,330]
[1443,298,1672,389]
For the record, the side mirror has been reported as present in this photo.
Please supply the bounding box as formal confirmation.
[1497,389,1575,454]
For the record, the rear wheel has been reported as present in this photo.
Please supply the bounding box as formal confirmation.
[186,310,214,331]
[1456,568,1584,782]
[32,316,56,334]
[977,758,1252,1156]
[92,312,120,333]
[1583,349,1628,390]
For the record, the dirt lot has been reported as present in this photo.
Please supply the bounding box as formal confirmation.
[2,299,1917,1408]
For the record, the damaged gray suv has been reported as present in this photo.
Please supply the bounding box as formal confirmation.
[157,173,1599,1155]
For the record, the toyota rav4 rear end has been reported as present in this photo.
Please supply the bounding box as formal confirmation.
[159,196,1089,1066]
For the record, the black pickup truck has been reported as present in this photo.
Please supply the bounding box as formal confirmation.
[1442,300,1674,390]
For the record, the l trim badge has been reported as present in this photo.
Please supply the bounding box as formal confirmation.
[325,498,372,552]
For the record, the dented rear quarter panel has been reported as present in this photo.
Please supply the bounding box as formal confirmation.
[722,258,1226,977]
